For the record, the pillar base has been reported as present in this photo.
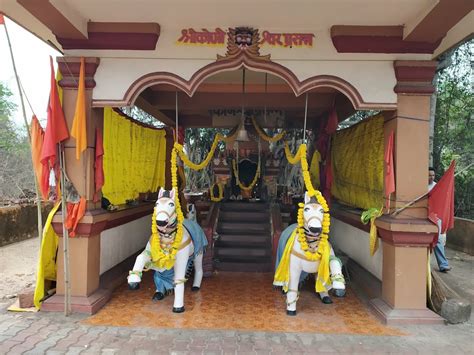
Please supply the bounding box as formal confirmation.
[370,298,444,325]
[41,288,111,315]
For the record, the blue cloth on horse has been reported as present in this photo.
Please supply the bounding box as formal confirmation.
[275,223,307,283]
[153,268,174,293]
[153,219,208,293]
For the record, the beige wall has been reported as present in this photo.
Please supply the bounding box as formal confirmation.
[330,218,383,280]
[100,214,152,275]
[92,56,399,106]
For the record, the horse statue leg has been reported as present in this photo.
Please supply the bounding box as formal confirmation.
[191,252,204,291]
[287,256,302,316]
[172,243,191,313]
[329,247,346,297]
[127,241,151,290]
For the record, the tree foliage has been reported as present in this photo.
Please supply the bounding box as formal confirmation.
[432,40,473,218]
[0,82,35,201]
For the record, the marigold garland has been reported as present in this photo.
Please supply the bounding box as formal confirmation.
[251,117,286,143]
[210,182,224,202]
[232,159,260,191]
[284,142,331,260]
[149,146,184,270]
[284,142,304,165]
[175,134,220,171]
[220,125,239,143]
[297,202,331,261]
[175,127,239,171]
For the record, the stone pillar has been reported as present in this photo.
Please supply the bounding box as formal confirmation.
[371,61,443,324]
[41,57,110,314]
[58,57,102,207]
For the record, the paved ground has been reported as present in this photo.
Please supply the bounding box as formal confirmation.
[0,238,473,354]
[0,310,473,354]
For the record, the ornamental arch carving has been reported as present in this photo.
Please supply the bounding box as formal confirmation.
[103,52,395,111]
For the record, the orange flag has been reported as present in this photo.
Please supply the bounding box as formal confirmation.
[30,116,47,199]
[71,57,87,160]
[384,130,395,210]
[65,197,87,237]
[429,160,455,235]
[40,56,69,198]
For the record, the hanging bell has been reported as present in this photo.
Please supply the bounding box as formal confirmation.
[235,119,250,142]
[235,126,250,142]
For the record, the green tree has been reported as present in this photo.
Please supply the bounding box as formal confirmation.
[0,82,34,200]
[433,40,473,218]
[0,82,19,151]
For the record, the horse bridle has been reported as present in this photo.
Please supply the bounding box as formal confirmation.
[303,204,324,241]
[155,198,178,234]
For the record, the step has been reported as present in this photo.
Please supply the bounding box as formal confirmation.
[216,234,271,247]
[220,202,269,212]
[217,222,270,234]
[213,259,273,272]
[219,211,269,222]
[214,247,271,258]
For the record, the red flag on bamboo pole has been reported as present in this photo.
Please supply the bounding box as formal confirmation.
[30,116,47,198]
[71,57,87,160]
[40,56,69,197]
[93,128,104,202]
[384,130,395,210]
[428,160,455,234]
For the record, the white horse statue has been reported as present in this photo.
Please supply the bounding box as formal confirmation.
[127,188,207,313]
[274,192,346,316]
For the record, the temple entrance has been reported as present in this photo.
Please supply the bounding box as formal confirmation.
[135,67,364,277]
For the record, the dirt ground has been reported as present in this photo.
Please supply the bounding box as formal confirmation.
[0,238,39,307]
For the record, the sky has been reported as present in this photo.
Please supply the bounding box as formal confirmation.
[0,17,60,129]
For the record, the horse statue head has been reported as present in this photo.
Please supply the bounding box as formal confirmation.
[155,188,177,229]
[302,191,325,237]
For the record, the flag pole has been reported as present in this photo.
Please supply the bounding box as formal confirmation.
[391,162,471,216]
[2,16,44,243]
[59,144,71,315]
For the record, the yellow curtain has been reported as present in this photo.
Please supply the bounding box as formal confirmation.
[102,107,167,205]
[331,114,384,210]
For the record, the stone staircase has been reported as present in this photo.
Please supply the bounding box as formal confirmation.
[213,201,273,272]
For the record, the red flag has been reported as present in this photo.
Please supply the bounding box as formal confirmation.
[428,160,455,234]
[325,107,339,135]
[40,56,69,197]
[30,116,47,199]
[323,159,333,207]
[93,128,105,202]
[384,130,395,209]
[0,14,5,25]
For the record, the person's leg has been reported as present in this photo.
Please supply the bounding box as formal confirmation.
[434,233,450,271]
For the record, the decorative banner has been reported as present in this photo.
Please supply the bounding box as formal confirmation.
[177,28,226,46]
[260,31,314,47]
[177,28,314,48]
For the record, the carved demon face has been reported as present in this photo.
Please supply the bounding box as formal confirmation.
[235,27,254,47]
